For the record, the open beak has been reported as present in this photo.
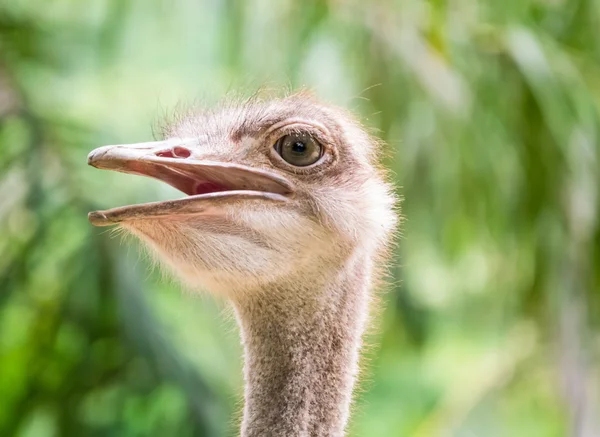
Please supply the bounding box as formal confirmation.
[87,138,293,226]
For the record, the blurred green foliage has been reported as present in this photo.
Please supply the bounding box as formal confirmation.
[0,0,599,436]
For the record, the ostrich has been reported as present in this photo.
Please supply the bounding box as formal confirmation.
[87,92,397,437]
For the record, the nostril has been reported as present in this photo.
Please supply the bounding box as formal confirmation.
[173,146,191,158]
[155,146,191,159]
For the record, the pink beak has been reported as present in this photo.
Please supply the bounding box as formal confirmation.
[87,138,293,226]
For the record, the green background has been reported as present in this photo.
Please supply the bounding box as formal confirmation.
[1,0,599,436]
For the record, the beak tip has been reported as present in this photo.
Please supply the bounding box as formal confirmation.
[87,145,113,167]
[88,210,114,227]
[87,149,100,167]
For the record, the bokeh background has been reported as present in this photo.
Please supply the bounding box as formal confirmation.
[1,0,599,436]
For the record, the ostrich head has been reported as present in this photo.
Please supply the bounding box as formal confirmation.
[88,93,396,300]
[88,92,397,436]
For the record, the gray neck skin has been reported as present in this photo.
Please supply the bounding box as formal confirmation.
[233,255,371,437]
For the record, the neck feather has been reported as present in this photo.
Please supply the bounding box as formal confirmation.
[232,252,372,437]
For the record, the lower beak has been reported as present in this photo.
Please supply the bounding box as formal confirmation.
[87,139,293,226]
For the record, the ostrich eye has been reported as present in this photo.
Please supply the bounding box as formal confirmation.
[274,133,322,167]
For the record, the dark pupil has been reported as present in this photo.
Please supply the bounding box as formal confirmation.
[291,141,306,154]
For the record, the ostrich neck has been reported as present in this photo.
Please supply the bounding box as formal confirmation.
[232,253,372,437]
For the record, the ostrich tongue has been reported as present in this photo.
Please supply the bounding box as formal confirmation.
[86,139,293,226]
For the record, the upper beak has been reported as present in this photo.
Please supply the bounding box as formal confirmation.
[87,138,293,226]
